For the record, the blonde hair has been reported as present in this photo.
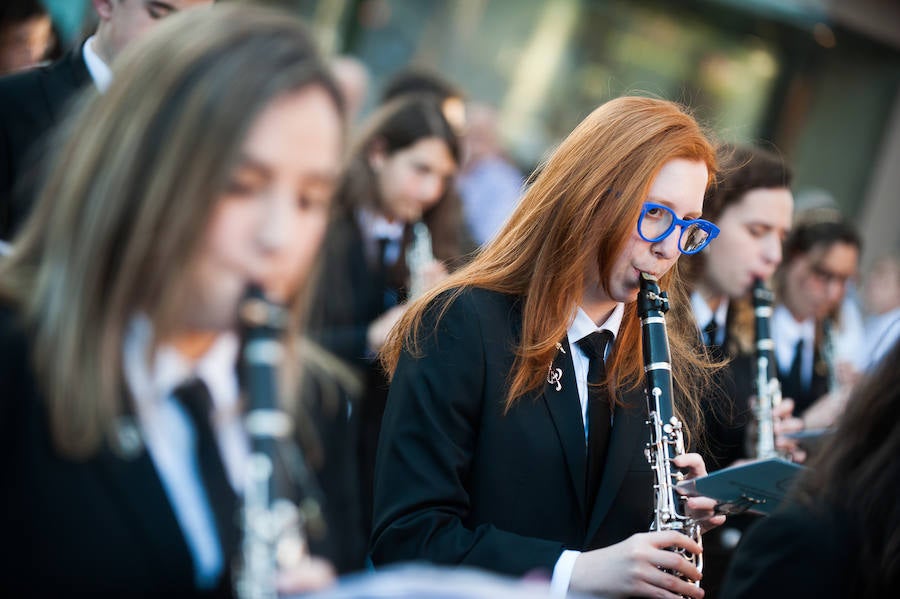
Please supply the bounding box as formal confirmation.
[381,96,718,441]
[0,4,343,458]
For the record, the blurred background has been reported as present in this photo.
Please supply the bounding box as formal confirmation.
[37,0,900,268]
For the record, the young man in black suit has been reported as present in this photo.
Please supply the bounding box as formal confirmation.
[0,0,212,240]
[372,96,727,599]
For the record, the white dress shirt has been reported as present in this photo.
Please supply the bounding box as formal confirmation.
[551,303,625,596]
[690,290,728,347]
[863,307,900,370]
[123,316,248,589]
[82,35,112,92]
[357,208,405,267]
[772,304,816,389]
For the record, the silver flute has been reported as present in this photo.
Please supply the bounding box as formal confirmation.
[752,279,783,460]
[638,272,703,588]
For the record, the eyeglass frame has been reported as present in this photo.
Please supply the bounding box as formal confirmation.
[636,202,720,255]
[808,261,854,288]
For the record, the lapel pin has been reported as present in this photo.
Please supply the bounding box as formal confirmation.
[113,416,144,460]
[547,365,563,391]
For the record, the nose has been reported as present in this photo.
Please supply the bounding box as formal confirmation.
[825,278,847,304]
[762,234,783,266]
[418,175,444,208]
[651,227,681,260]
[256,189,291,253]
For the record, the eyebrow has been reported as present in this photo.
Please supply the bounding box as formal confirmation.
[646,196,702,220]
[235,154,340,184]
[147,1,178,14]
[234,155,270,177]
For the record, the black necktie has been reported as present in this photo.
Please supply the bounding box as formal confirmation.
[173,378,239,569]
[375,236,391,273]
[577,330,613,512]
[703,319,718,348]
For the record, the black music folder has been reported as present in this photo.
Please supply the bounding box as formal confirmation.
[676,458,805,516]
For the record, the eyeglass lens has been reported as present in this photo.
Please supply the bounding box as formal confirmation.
[639,206,710,252]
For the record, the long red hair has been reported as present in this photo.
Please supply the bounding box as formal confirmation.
[381,97,718,435]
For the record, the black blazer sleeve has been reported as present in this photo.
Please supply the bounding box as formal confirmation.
[309,215,381,364]
[720,503,851,599]
[369,290,565,576]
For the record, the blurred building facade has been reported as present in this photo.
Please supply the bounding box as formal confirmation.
[48,0,900,268]
[295,0,899,270]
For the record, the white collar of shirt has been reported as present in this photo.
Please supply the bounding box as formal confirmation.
[124,315,242,417]
[567,303,624,351]
[772,303,815,381]
[363,210,405,241]
[83,35,112,93]
[690,290,728,346]
[566,303,624,442]
[357,208,405,265]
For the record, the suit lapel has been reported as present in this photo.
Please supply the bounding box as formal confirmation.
[541,338,587,519]
[585,389,648,541]
[42,45,92,123]
[93,438,195,584]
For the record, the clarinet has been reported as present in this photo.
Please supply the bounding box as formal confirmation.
[752,279,783,460]
[405,221,433,301]
[638,272,703,588]
[236,285,324,599]
[820,317,840,395]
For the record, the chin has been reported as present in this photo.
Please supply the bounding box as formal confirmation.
[616,287,640,304]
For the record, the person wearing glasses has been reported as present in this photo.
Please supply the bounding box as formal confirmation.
[770,211,862,428]
[370,96,725,599]
[720,338,900,599]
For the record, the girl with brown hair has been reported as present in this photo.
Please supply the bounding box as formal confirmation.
[371,96,726,598]
[682,144,801,597]
[310,94,463,538]
[0,5,343,595]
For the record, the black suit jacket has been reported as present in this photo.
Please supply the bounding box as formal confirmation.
[0,45,91,239]
[778,345,829,417]
[0,304,234,596]
[370,288,654,576]
[697,306,755,473]
[309,210,411,538]
[720,501,855,599]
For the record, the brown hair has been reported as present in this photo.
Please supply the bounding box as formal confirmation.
[792,339,900,594]
[774,211,862,350]
[335,94,463,261]
[685,143,793,355]
[0,4,343,458]
[381,96,718,436]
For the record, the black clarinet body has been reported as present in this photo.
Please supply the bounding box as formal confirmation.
[638,272,703,588]
[236,285,317,599]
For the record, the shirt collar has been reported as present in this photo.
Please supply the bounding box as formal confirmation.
[567,302,625,349]
[773,303,815,345]
[357,208,405,243]
[83,35,112,93]
[691,290,728,339]
[124,315,241,413]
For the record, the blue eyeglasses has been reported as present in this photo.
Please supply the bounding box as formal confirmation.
[637,202,719,255]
